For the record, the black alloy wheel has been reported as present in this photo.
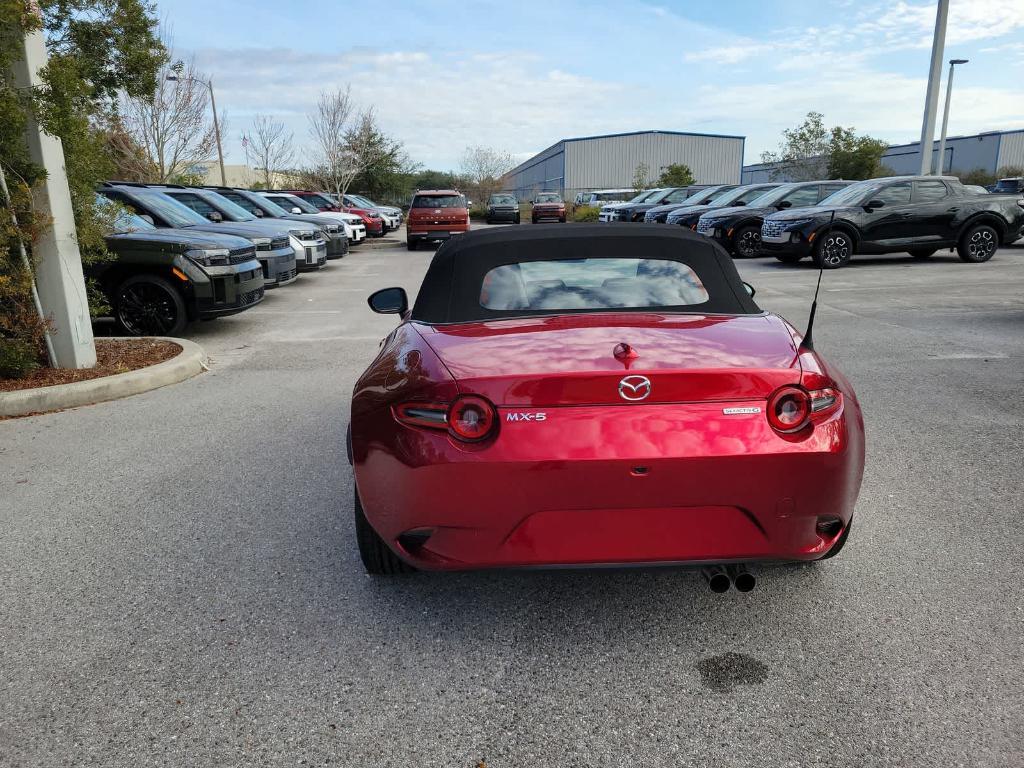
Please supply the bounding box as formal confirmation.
[733,225,762,258]
[115,275,187,336]
[957,224,998,263]
[814,230,853,269]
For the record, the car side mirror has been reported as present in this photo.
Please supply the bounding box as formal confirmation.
[368,287,408,316]
[291,207,303,214]
[139,214,155,226]
[207,211,223,222]
[254,209,264,217]
[743,282,756,298]
[865,199,885,210]
[777,200,792,209]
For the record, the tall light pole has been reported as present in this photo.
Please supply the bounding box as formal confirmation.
[918,0,949,175]
[935,58,969,174]
[167,73,226,186]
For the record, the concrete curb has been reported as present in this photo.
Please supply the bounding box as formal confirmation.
[0,337,207,418]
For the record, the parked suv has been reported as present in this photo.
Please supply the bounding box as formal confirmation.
[574,189,634,210]
[531,192,566,223]
[599,189,661,222]
[204,187,348,259]
[151,185,327,272]
[95,201,264,335]
[696,181,852,257]
[990,177,1024,195]
[260,192,367,244]
[98,183,298,288]
[760,175,1024,268]
[282,190,385,237]
[486,193,520,224]
[613,187,692,222]
[341,193,402,231]
[644,185,738,223]
[406,190,470,250]
[666,183,781,228]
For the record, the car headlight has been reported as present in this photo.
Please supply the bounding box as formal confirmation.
[184,248,229,266]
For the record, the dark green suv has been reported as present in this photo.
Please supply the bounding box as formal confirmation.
[94,207,265,336]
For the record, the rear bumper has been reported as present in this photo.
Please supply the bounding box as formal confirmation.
[353,399,865,570]
[407,227,469,243]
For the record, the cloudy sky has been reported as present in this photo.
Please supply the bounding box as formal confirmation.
[161,0,1024,172]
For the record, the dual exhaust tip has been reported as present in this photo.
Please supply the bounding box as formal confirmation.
[702,564,755,593]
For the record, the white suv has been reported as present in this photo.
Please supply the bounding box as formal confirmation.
[260,192,367,244]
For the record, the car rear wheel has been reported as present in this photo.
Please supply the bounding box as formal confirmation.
[407,239,417,251]
[774,253,805,264]
[114,274,188,336]
[558,217,566,223]
[354,488,415,575]
[733,225,761,258]
[813,230,853,269]
[957,223,998,263]
[910,248,936,259]
[514,214,520,224]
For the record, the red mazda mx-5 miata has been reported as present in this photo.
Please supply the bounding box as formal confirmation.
[348,225,864,587]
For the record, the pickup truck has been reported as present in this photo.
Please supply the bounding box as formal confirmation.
[760,175,1024,268]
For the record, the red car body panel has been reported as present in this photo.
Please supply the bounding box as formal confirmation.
[286,190,385,235]
[351,310,865,571]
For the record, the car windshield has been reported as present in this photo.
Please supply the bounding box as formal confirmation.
[349,194,375,207]
[97,194,156,233]
[131,189,210,227]
[413,194,465,208]
[271,194,319,213]
[628,190,658,203]
[490,195,517,205]
[535,193,561,203]
[225,191,289,217]
[201,191,258,221]
[818,182,876,206]
[662,188,692,203]
[993,179,1021,192]
[304,193,335,210]
[711,185,778,207]
[480,258,709,311]
[742,185,800,207]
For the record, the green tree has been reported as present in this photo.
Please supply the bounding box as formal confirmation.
[657,163,695,187]
[827,127,888,180]
[1,0,164,374]
[631,162,651,193]
[760,111,829,181]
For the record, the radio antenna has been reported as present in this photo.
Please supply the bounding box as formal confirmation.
[799,209,836,352]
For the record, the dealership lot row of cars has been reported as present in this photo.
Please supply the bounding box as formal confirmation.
[592,176,1024,269]
[94,183,404,335]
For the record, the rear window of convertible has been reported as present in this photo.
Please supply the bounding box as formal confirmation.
[480,258,710,311]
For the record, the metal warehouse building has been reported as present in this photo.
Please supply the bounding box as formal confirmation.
[741,128,1024,183]
[505,130,745,201]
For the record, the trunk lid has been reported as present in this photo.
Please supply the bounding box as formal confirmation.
[417,313,801,406]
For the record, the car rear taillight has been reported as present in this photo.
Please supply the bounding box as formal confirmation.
[767,385,842,434]
[448,395,496,441]
[393,395,498,442]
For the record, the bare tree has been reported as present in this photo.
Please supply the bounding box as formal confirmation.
[248,114,294,188]
[461,146,515,202]
[308,87,355,196]
[119,55,219,182]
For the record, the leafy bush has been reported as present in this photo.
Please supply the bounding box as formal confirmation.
[573,205,600,222]
[468,205,489,220]
[953,168,996,186]
[0,337,41,379]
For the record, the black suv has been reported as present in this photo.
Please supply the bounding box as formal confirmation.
[696,180,852,258]
[95,203,264,335]
[644,185,737,223]
[485,193,520,224]
[204,187,349,259]
[761,175,1024,268]
[666,183,781,228]
[990,177,1024,195]
[99,183,298,287]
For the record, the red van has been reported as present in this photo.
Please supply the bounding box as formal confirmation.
[406,190,470,250]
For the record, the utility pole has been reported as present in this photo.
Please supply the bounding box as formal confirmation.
[167,74,226,185]
[918,0,949,175]
[935,58,969,174]
[11,15,96,368]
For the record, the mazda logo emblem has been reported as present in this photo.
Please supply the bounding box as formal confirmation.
[618,375,651,401]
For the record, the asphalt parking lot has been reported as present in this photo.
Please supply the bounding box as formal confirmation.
[2,226,1023,767]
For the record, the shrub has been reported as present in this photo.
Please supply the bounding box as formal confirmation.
[0,338,41,379]
[468,205,489,221]
[572,205,600,222]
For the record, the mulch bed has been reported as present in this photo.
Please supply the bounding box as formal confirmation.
[0,339,181,393]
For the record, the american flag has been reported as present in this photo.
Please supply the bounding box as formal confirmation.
[241,134,249,149]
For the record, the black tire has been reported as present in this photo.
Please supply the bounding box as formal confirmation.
[407,239,417,251]
[559,217,566,223]
[813,229,853,269]
[114,274,188,336]
[910,248,936,259]
[774,253,805,264]
[957,223,999,263]
[354,488,414,575]
[514,214,520,224]
[485,218,493,225]
[732,225,762,258]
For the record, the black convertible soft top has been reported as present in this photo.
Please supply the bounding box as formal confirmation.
[410,224,762,323]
